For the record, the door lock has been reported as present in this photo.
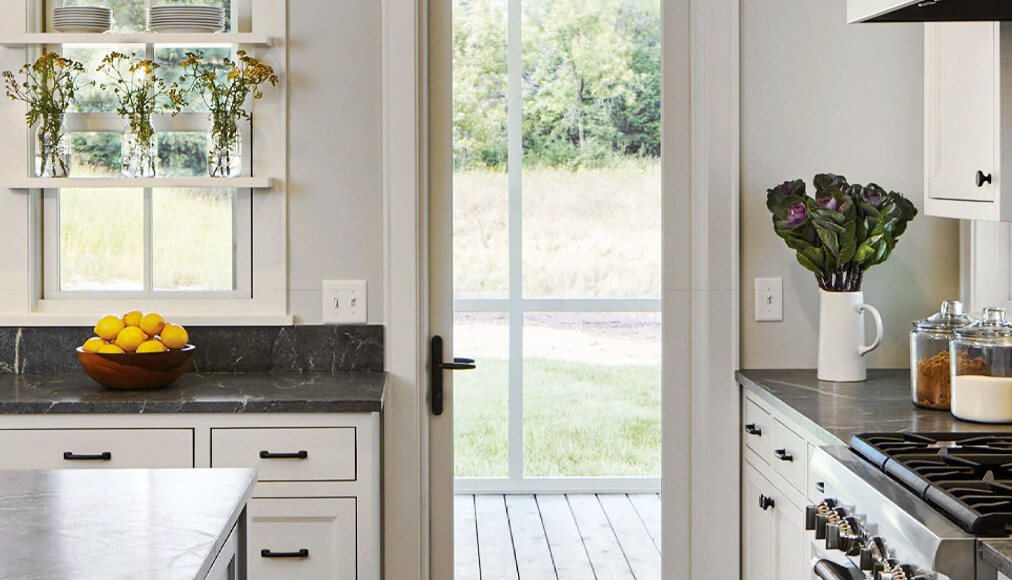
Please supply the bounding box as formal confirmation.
[430,335,476,415]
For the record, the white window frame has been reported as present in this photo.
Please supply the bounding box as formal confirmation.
[452,0,662,494]
[0,0,289,325]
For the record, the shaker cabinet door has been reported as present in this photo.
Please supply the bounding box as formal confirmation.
[742,461,775,580]
[247,497,358,580]
[926,21,997,205]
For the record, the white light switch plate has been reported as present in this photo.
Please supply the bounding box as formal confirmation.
[322,280,367,324]
[755,277,783,322]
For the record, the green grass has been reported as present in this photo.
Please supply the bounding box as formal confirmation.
[454,358,661,478]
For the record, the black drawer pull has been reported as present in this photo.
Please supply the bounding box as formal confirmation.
[759,494,775,511]
[744,423,762,436]
[63,451,112,461]
[815,481,825,493]
[774,448,793,462]
[259,450,308,459]
[261,549,309,558]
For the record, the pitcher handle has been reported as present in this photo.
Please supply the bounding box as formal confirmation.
[857,303,883,357]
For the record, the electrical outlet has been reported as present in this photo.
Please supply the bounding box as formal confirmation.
[322,280,367,324]
[755,277,783,322]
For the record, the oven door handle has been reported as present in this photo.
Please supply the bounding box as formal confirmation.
[813,559,863,580]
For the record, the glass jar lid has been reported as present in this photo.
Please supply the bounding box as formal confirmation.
[913,300,975,332]
[953,307,1012,345]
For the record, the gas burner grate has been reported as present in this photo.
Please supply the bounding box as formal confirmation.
[851,432,1012,534]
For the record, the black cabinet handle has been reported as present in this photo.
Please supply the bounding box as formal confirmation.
[759,494,775,511]
[259,450,308,459]
[977,170,993,187]
[774,448,794,462]
[744,423,762,436]
[260,549,309,558]
[63,451,111,461]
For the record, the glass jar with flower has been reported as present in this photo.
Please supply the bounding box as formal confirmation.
[97,53,184,178]
[2,53,89,178]
[178,50,278,177]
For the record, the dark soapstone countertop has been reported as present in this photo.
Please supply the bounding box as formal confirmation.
[0,371,387,413]
[0,468,255,580]
[736,369,1012,446]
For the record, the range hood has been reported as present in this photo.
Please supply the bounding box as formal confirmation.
[849,0,1012,23]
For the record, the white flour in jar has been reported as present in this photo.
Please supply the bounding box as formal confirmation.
[952,375,1012,423]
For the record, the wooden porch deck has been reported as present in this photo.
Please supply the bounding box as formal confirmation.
[454,493,662,580]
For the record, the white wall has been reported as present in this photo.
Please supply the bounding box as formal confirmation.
[287,0,384,324]
[741,0,961,368]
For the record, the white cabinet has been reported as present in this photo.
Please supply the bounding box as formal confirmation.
[248,498,358,580]
[0,413,381,580]
[925,22,1012,221]
[741,390,812,580]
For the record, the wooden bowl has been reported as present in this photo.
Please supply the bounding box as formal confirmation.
[76,345,196,390]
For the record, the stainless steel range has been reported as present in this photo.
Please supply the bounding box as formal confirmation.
[808,432,1012,580]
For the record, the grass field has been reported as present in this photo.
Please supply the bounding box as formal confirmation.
[454,357,661,478]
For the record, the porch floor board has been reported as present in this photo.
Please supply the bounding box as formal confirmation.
[455,493,662,580]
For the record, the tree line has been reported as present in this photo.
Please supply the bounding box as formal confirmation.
[453,0,660,170]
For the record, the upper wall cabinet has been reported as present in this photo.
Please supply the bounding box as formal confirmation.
[925,22,1012,221]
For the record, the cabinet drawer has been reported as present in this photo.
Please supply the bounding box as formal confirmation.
[211,427,356,482]
[743,396,772,463]
[248,497,357,580]
[770,418,807,494]
[0,428,193,469]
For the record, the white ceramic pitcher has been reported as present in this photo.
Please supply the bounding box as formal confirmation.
[817,289,884,382]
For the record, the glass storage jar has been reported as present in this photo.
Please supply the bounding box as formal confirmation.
[951,307,1012,423]
[911,300,974,409]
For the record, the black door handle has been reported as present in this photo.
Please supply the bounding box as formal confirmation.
[744,423,761,436]
[260,549,309,558]
[259,450,308,459]
[431,335,476,415]
[977,170,993,187]
[759,494,775,510]
[63,451,112,461]
[774,448,794,462]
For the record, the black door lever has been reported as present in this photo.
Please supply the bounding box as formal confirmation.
[431,335,476,415]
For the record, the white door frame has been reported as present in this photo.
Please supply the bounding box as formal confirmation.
[380,0,741,578]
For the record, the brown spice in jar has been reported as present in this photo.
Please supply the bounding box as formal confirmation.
[916,350,952,409]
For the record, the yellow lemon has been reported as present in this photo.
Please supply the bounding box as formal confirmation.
[114,326,148,353]
[140,313,165,337]
[81,337,106,353]
[136,339,168,354]
[123,311,143,327]
[94,315,125,341]
[160,324,189,350]
[97,344,125,354]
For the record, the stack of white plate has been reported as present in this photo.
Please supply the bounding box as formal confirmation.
[148,5,224,33]
[52,6,112,33]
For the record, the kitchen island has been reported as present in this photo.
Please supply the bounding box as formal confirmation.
[0,467,255,579]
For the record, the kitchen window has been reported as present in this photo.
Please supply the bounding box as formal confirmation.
[0,0,289,323]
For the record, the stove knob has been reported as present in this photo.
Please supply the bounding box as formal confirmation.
[805,504,818,530]
[815,513,829,539]
[826,523,841,550]
[859,547,874,570]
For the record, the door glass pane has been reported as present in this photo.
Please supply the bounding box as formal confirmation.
[59,188,144,291]
[520,0,661,298]
[523,312,661,477]
[452,0,509,299]
[454,312,509,477]
[152,188,235,291]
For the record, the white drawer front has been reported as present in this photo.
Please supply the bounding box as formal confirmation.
[211,427,356,482]
[0,428,193,469]
[770,418,807,493]
[743,396,772,463]
[248,497,357,580]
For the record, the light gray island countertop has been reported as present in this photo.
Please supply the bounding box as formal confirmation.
[0,468,256,580]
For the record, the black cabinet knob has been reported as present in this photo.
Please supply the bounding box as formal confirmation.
[759,494,775,511]
[977,170,993,187]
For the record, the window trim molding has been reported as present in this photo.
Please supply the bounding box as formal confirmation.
[0,0,289,326]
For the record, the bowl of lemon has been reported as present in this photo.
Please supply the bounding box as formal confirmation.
[77,312,195,390]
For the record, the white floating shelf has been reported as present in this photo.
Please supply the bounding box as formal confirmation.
[7,177,273,189]
[0,32,271,47]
